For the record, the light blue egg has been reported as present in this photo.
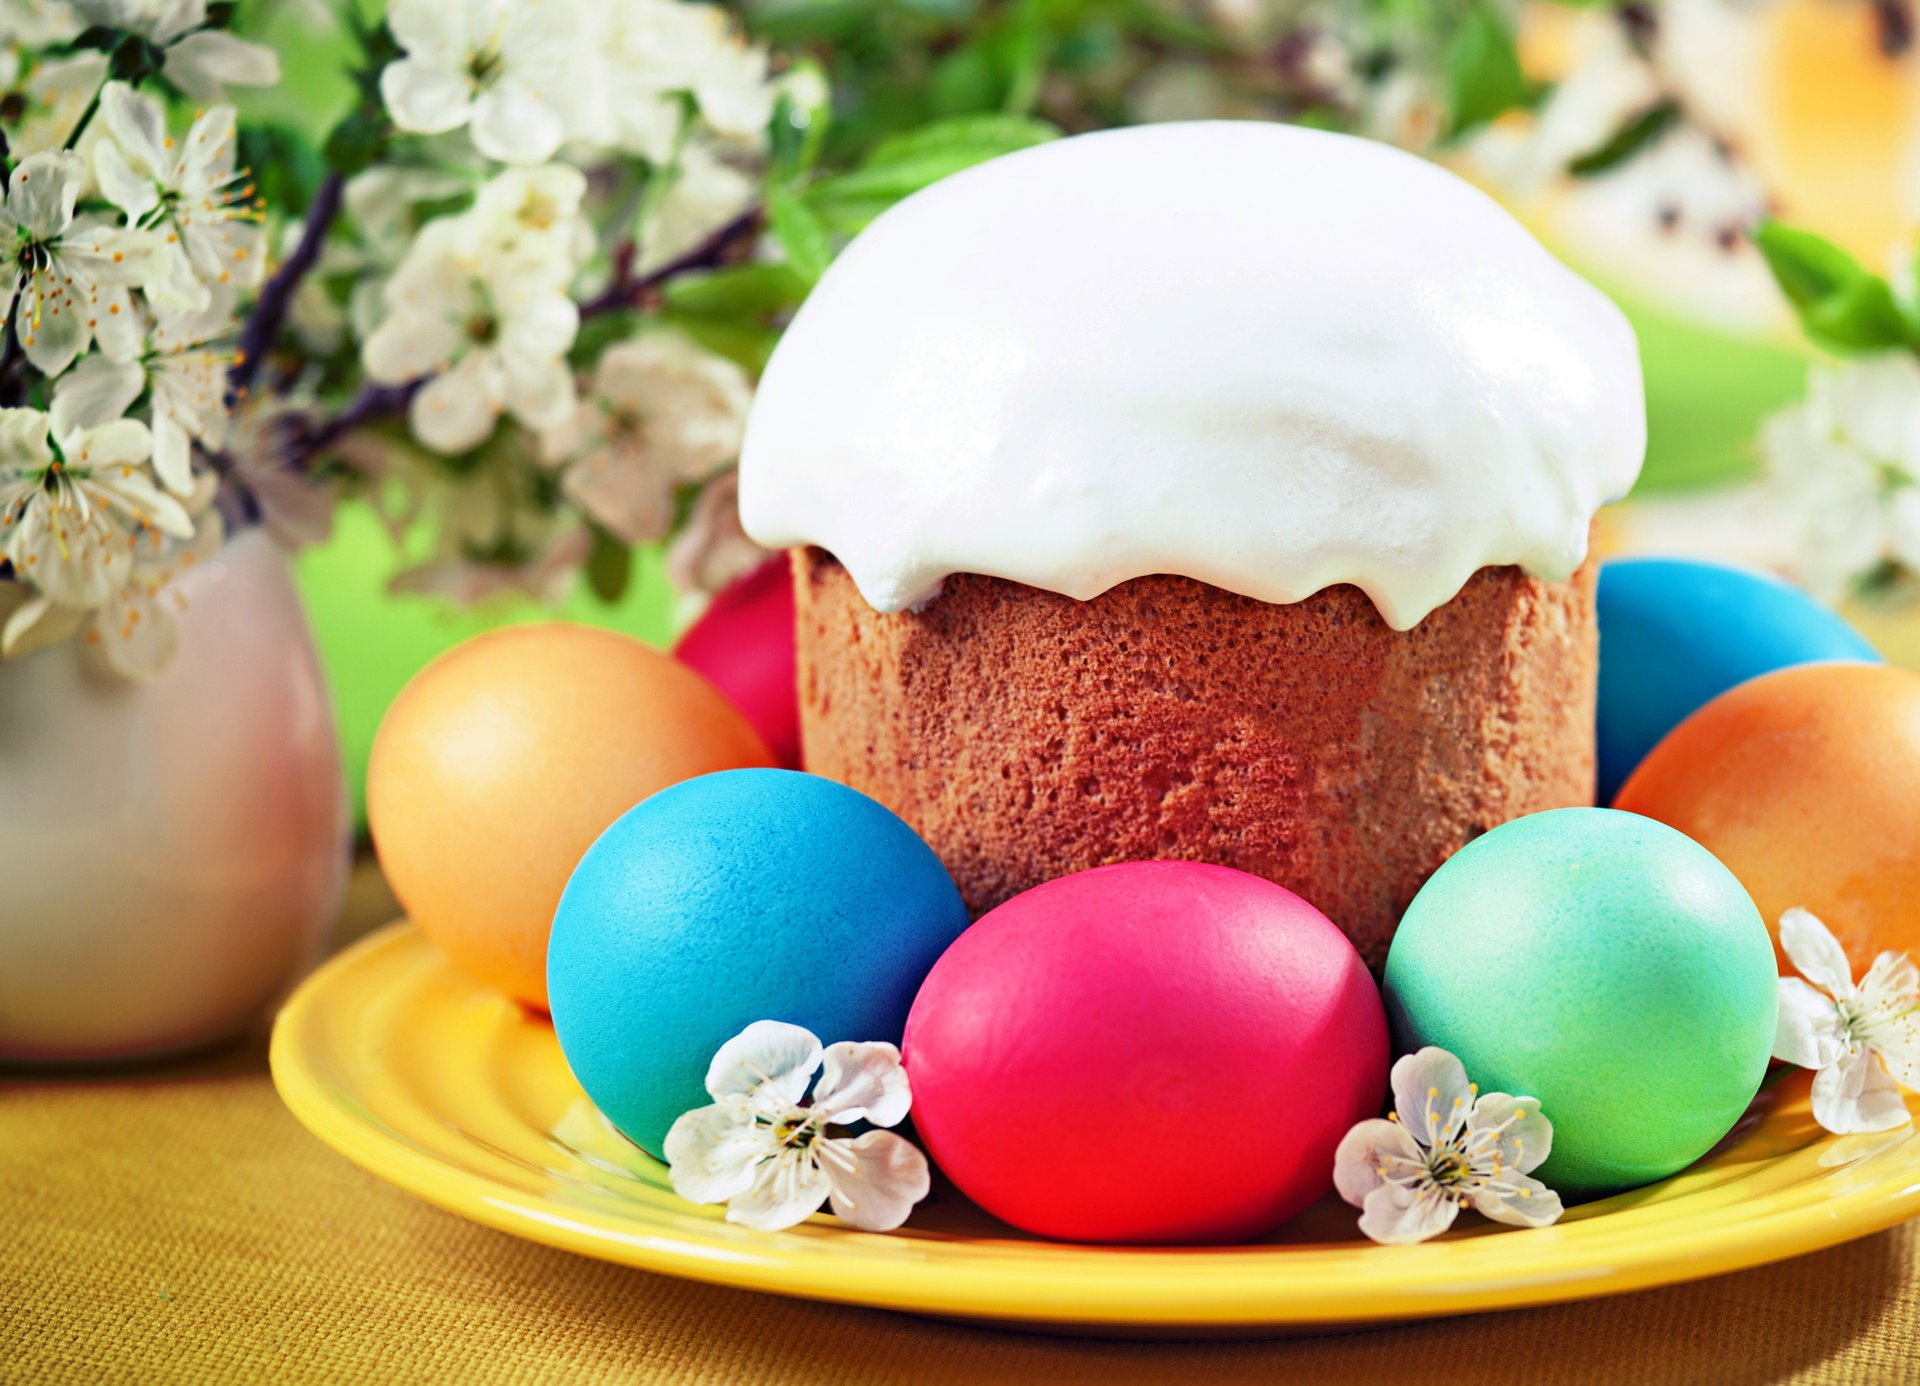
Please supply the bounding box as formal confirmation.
[1598,557,1878,800]
[548,769,970,1157]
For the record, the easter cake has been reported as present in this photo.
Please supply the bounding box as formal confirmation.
[739,121,1645,965]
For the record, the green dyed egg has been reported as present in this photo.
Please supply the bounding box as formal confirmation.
[1383,808,1777,1194]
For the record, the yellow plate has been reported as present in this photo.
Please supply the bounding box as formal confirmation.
[273,922,1920,1335]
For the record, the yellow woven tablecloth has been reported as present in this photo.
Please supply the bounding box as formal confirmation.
[7,872,1920,1384]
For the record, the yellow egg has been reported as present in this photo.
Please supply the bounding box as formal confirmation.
[368,623,774,1010]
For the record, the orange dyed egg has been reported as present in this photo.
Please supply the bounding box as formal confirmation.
[368,623,774,1009]
[1614,662,1920,975]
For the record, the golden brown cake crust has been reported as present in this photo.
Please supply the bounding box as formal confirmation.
[794,547,1598,969]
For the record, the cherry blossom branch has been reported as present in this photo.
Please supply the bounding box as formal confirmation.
[578,207,763,319]
[228,171,346,406]
[287,379,421,468]
[281,206,766,473]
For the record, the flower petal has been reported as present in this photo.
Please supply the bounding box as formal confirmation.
[823,1130,930,1232]
[1775,977,1848,1071]
[703,1020,822,1107]
[163,31,281,101]
[1357,1182,1459,1246]
[470,82,567,165]
[1812,1045,1914,1135]
[725,1151,832,1231]
[2,592,83,658]
[1467,1091,1554,1177]
[380,58,476,135]
[92,591,179,683]
[93,138,160,224]
[1332,1117,1425,1209]
[97,81,171,179]
[812,1041,912,1128]
[8,152,85,239]
[560,443,675,544]
[663,1099,775,1206]
[1390,1046,1475,1150]
[51,356,144,435]
[408,354,502,456]
[498,349,576,434]
[1471,1172,1564,1230]
[1781,907,1857,999]
[362,307,463,384]
[1861,950,1920,1011]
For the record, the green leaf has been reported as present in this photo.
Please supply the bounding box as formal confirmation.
[665,316,781,373]
[1755,221,1915,353]
[1567,99,1679,178]
[238,123,327,216]
[584,525,633,605]
[766,185,833,284]
[863,114,1059,168]
[1443,2,1533,140]
[808,193,897,238]
[323,109,389,177]
[768,61,832,181]
[663,263,812,317]
[1803,278,1916,353]
[1001,0,1049,115]
[929,44,1001,116]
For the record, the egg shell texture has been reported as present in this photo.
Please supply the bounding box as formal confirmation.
[1615,661,1920,975]
[1597,557,1878,800]
[368,623,773,1011]
[1384,808,1778,1194]
[902,861,1388,1244]
[548,769,971,1158]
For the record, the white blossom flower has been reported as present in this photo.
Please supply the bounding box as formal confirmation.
[0,402,192,614]
[664,1020,932,1233]
[379,0,602,165]
[53,293,235,495]
[1762,356,1920,604]
[92,82,266,311]
[219,394,338,553]
[1333,1047,1563,1245]
[361,213,579,455]
[606,0,774,159]
[69,0,279,101]
[332,165,474,343]
[1773,907,1920,1135]
[3,464,222,680]
[0,151,159,375]
[0,49,109,158]
[467,163,592,274]
[538,331,751,544]
[666,468,768,595]
[636,139,755,274]
[1,0,83,46]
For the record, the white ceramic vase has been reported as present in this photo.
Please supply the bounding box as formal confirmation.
[0,531,349,1062]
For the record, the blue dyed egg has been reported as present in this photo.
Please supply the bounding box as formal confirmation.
[1597,557,1878,800]
[548,769,970,1156]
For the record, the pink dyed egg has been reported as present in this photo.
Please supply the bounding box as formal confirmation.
[902,861,1387,1244]
[673,557,801,769]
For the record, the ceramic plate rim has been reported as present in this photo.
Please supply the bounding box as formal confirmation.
[272,923,1920,1331]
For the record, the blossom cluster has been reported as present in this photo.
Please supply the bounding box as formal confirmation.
[0,0,787,677]
[0,0,279,677]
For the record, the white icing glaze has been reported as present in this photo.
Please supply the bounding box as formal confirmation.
[739,121,1645,629]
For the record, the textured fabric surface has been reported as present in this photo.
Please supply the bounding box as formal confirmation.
[6,871,1920,1384]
